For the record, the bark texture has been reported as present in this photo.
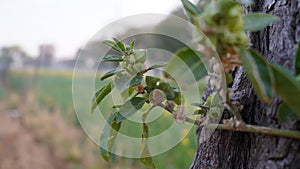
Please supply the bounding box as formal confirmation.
[190,1,300,169]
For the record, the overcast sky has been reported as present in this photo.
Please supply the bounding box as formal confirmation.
[0,0,181,58]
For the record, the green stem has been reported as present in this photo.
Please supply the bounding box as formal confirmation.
[203,123,300,140]
[158,103,300,140]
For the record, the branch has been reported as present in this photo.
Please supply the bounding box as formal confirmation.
[203,123,300,140]
[157,103,300,140]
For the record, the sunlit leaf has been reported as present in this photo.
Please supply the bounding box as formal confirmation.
[243,13,280,32]
[164,48,207,82]
[130,39,136,50]
[140,123,156,169]
[145,76,160,88]
[181,0,201,16]
[269,63,300,119]
[294,41,300,76]
[277,103,299,123]
[113,38,126,53]
[116,97,146,123]
[102,40,125,54]
[101,68,124,81]
[145,76,175,99]
[91,81,113,113]
[100,112,122,162]
[240,48,274,103]
[102,55,123,62]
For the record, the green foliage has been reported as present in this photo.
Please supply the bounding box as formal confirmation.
[102,55,124,62]
[112,38,126,53]
[116,97,146,123]
[114,73,143,92]
[145,76,176,99]
[130,39,136,50]
[102,40,126,54]
[100,112,122,162]
[164,48,207,81]
[243,13,280,32]
[277,103,298,123]
[294,41,300,76]
[240,48,274,103]
[94,39,188,168]
[240,48,300,120]
[181,0,201,16]
[100,68,124,81]
[91,81,113,113]
[94,1,300,168]
[269,63,300,119]
[140,123,156,169]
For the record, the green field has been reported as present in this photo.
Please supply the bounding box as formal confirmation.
[7,69,202,169]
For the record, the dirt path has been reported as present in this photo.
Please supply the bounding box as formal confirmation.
[0,111,55,169]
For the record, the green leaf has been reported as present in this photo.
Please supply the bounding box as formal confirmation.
[277,103,299,123]
[243,13,280,32]
[193,109,207,115]
[91,81,113,113]
[145,76,175,99]
[269,63,300,119]
[101,68,124,81]
[140,123,156,169]
[130,75,143,86]
[113,38,126,53]
[294,41,300,76]
[130,39,136,50]
[206,92,221,107]
[114,72,143,92]
[145,76,160,88]
[172,90,183,105]
[146,62,167,72]
[157,82,175,99]
[225,72,233,85]
[102,40,125,54]
[181,0,201,16]
[164,48,208,82]
[240,48,274,103]
[100,112,122,162]
[120,86,135,100]
[116,97,146,123]
[102,55,123,62]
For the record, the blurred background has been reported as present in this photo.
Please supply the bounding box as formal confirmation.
[0,0,202,168]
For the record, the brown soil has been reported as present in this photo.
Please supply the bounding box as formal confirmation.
[0,112,56,169]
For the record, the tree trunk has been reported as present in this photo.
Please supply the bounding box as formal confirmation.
[190,1,300,169]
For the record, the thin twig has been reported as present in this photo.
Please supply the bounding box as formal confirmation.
[157,102,300,140]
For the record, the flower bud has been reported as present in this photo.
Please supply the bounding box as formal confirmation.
[149,89,166,105]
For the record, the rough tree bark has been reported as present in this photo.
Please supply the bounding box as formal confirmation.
[190,1,300,169]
